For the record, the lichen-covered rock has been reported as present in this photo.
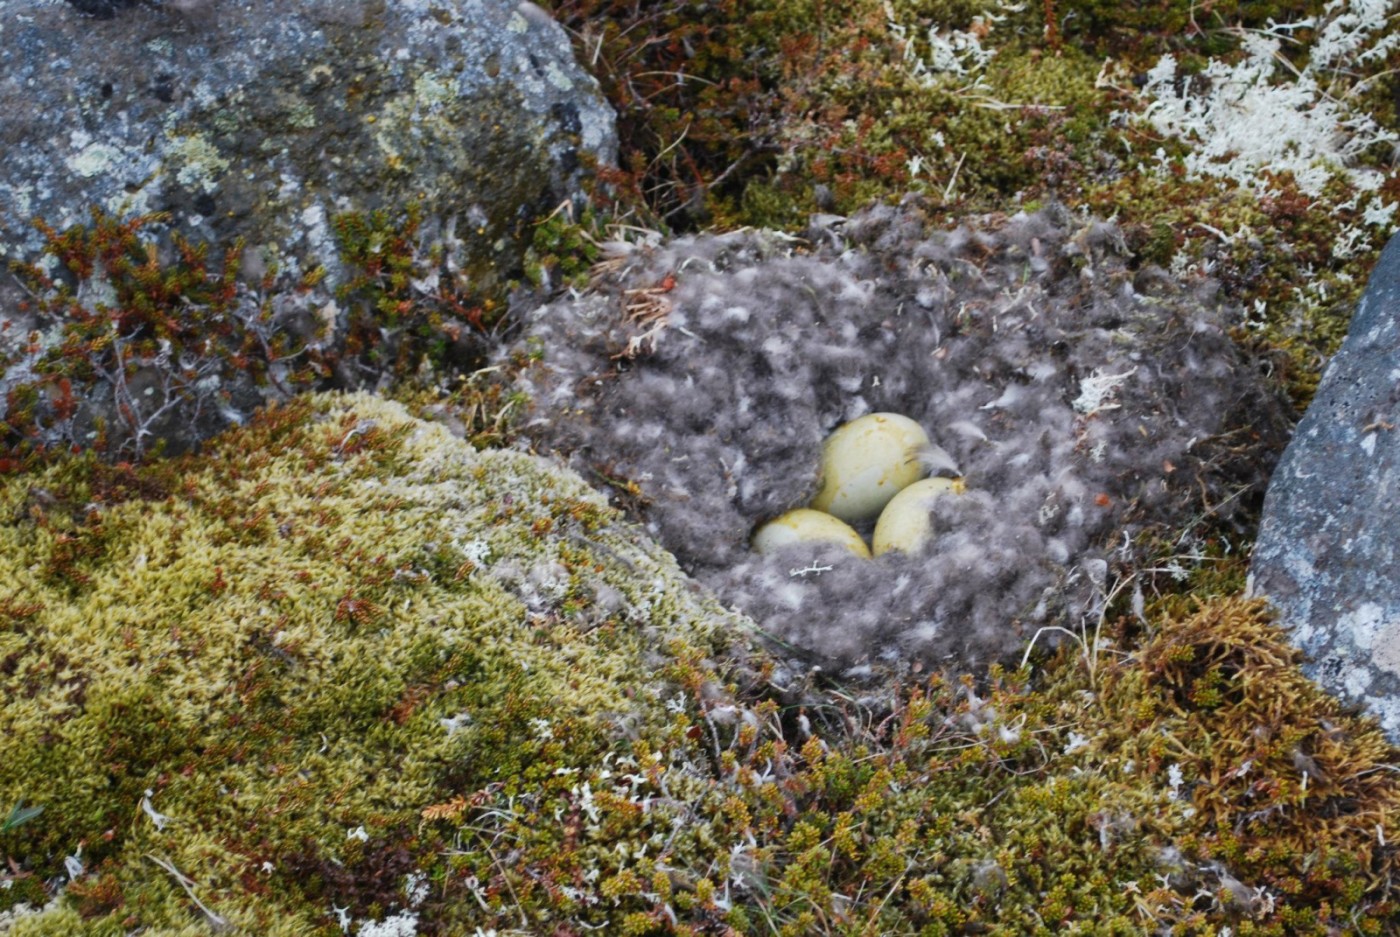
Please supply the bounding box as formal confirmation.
[0,391,748,933]
[503,201,1291,666]
[1251,230,1400,741]
[0,0,614,310]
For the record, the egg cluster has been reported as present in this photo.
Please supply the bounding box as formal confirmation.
[753,413,966,559]
[501,202,1289,667]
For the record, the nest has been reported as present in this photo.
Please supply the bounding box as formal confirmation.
[501,200,1291,667]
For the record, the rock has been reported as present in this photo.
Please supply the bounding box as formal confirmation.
[0,0,614,454]
[0,0,613,289]
[1250,231,1400,739]
[64,0,138,17]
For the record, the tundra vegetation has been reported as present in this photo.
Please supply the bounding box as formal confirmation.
[3,0,1400,933]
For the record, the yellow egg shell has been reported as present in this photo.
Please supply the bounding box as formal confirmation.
[811,413,931,522]
[751,509,871,558]
[872,477,965,556]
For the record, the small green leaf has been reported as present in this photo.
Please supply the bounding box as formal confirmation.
[1,799,44,833]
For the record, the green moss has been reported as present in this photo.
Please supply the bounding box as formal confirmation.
[3,395,1399,930]
[331,203,503,379]
[2,210,268,458]
[0,204,520,462]
[1057,0,1331,59]
[518,203,605,291]
[0,392,749,933]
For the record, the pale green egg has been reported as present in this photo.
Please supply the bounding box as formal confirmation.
[810,412,931,522]
[872,476,966,556]
[751,508,872,558]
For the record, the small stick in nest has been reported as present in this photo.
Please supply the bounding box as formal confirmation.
[613,272,676,360]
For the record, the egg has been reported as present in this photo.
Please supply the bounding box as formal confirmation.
[872,477,966,556]
[751,509,871,558]
[811,413,932,522]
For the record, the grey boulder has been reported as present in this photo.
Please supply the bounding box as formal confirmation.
[1251,230,1400,738]
[0,0,614,296]
[0,0,613,455]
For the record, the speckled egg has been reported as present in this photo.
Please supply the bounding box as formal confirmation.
[810,413,931,522]
[751,509,871,558]
[872,477,966,556]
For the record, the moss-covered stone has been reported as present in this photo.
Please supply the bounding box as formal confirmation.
[0,391,750,933]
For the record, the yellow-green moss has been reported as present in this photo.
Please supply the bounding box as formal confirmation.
[0,392,748,933]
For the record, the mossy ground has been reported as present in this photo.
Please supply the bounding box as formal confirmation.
[0,392,751,933]
[1,394,1398,933]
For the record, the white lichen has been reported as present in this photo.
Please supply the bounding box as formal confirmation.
[1137,21,1397,198]
[885,0,999,89]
